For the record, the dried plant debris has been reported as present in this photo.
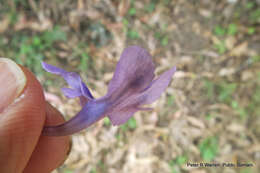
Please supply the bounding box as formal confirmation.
[0,0,259,173]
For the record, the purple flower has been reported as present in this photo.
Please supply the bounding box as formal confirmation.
[42,46,176,136]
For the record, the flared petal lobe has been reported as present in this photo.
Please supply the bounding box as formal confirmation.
[139,66,176,104]
[41,46,176,136]
[107,46,155,102]
[41,62,94,101]
[107,67,176,125]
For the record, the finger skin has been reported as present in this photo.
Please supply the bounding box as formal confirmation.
[23,102,71,173]
[0,66,70,173]
[0,66,45,173]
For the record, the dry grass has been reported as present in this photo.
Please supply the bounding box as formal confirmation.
[0,0,259,173]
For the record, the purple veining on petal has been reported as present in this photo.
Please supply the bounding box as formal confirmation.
[106,67,176,125]
[41,46,176,136]
[106,46,155,103]
[118,66,176,108]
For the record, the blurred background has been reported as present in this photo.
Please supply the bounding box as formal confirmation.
[0,0,259,173]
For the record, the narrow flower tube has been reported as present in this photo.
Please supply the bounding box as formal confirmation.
[43,99,108,136]
[42,46,176,136]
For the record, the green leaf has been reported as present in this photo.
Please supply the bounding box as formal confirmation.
[204,80,215,100]
[206,114,213,120]
[167,95,175,106]
[90,168,97,173]
[245,2,255,9]
[247,27,255,35]
[215,41,226,54]
[161,36,169,46]
[103,117,110,126]
[199,136,218,161]
[120,124,128,131]
[240,167,253,173]
[116,134,122,140]
[79,52,89,71]
[128,8,136,16]
[227,24,237,35]
[203,148,215,161]
[154,32,161,39]
[9,11,18,25]
[214,25,226,36]
[218,83,237,103]
[120,117,137,131]
[146,3,156,13]
[237,108,247,119]
[43,26,67,45]
[64,170,73,173]
[176,156,187,165]
[231,101,238,109]
[250,9,260,22]
[122,18,129,27]
[32,36,41,47]
[169,160,180,173]
[128,117,137,129]
[128,30,139,39]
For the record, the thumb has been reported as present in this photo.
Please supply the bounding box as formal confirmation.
[0,58,46,172]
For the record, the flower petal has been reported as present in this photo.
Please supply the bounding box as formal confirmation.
[79,96,88,106]
[41,61,66,74]
[108,107,139,125]
[42,99,108,136]
[106,67,175,125]
[108,106,153,125]
[139,66,176,104]
[61,88,82,98]
[108,66,176,112]
[80,81,94,99]
[107,46,155,102]
[42,62,94,100]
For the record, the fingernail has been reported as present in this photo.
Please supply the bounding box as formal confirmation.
[0,58,27,112]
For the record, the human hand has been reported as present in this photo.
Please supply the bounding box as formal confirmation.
[0,58,71,173]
